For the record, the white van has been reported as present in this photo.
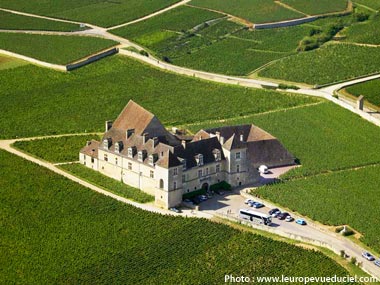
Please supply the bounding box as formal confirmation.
[258,165,269,174]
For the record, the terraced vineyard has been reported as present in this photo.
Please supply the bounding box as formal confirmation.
[0,55,317,139]
[259,43,380,85]
[0,0,181,27]
[0,33,117,64]
[0,10,82,31]
[341,14,380,45]
[345,78,380,106]
[0,149,357,284]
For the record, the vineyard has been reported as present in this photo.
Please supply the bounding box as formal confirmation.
[345,78,380,106]
[259,43,380,85]
[60,163,154,203]
[0,55,316,139]
[0,149,356,284]
[256,165,380,252]
[13,135,101,163]
[0,33,117,64]
[341,14,380,45]
[0,10,82,31]
[281,0,348,15]
[0,0,181,28]
[189,0,304,23]
[353,0,380,10]
[0,54,26,70]
[187,102,380,178]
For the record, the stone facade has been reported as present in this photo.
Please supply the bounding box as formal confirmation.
[80,100,295,209]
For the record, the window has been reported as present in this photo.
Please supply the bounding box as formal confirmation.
[115,157,118,165]
[91,157,94,163]
[237,164,240,173]
[216,164,220,173]
[173,168,178,176]
[182,159,186,170]
[205,168,209,176]
[128,162,132,170]
[174,181,177,190]
[138,151,143,162]
[104,154,108,162]
[149,155,154,166]
[128,147,133,158]
[182,174,186,183]
[199,154,204,166]
[83,154,86,160]
[214,149,221,161]
[150,170,154,178]
[235,152,241,160]
[198,169,202,178]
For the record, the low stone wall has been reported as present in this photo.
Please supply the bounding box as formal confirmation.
[66,47,119,71]
[253,16,318,30]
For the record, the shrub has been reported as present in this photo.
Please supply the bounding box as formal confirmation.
[139,50,149,57]
[210,181,231,192]
[350,257,357,265]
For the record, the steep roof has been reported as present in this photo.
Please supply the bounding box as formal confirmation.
[80,140,99,158]
[156,150,182,168]
[223,134,245,150]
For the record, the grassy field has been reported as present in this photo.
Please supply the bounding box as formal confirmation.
[0,55,317,139]
[13,135,101,163]
[256,165,380,252]
[345,78,380,106]
[60,163,154,203]
[0,10,83,31]
[189,0,304,23]
[187,102,380,179]
[0,0,181,28]
[0,54,27,70]
[259,43,380,85]
[341,14,380,45]
[281,0,348,15]
[0,149,357,283]
[0,33,117,64]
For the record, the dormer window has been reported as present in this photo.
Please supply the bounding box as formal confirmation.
[103,138,111,150]
[195,154,204,166]
[213,149,221,161]
[128,147,136,158]
[138,150,147,162]
[182,159,187,170]
[115,141,123,153]
[149,154,158,166]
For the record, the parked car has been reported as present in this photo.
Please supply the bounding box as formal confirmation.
[252,202,264,209]
[206,193,213,199]
[268,208,279,215]
[374,259,380,267]
[258,165,269,174]
[295,219,307,225]
[183,199,191,203]
[248,201,255,207]
[278,212,290,220]
[191,197,200,205]
[245,199,254,204]
[169,207,181,213]
[199,195,208,201]
[285,216,294,222]
[271,211,281,218]
[362,252,375,261]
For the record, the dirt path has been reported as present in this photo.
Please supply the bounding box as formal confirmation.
[107,0,192,31]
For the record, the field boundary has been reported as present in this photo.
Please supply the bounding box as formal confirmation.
[66,46,119,71]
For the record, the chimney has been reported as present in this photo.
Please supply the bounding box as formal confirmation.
[86,141,91,146]
[143,133,149,144]
[220,136,225,145]
[240,134,244,142]
[182,140,187,149]
[215,131,220,140]
[105,121,113,132]
[152,137,159,147]
[126,129,135,139]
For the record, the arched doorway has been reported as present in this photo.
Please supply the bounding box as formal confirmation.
[201,183,209,191]
[159,179,164,189]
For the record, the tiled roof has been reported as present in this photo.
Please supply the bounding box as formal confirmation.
[80,140,99,158]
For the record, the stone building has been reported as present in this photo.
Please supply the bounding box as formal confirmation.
[80,100,295,208]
